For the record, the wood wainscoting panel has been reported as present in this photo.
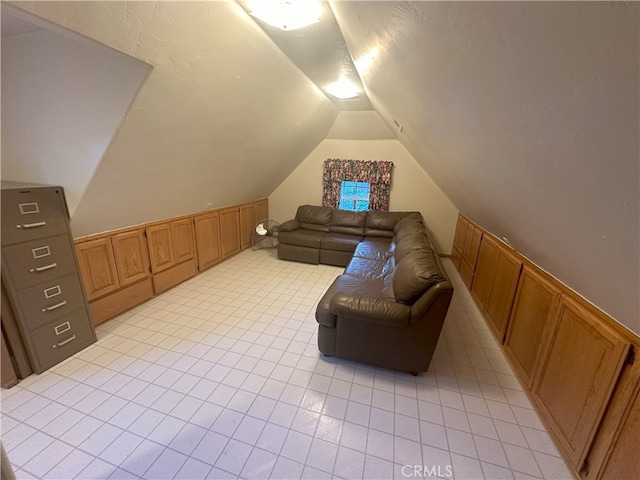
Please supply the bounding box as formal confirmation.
[152,257,197,294]
[484,246,522,341]
[240,203,257,250]
[460,221,482,289]
[171,218,195,264]
[596,378,639,479]
[582,347,639,480]
[255,199,269,223]
[89,277,154,325]
[462,223,482,265]
[219,207,241,259]
[503,265,560,388]
[146,224,175,274]
[112,230,150,287]
[533,293,630,469]
[451,214,467,270]
[75,237,120,300]
[194,211,222,271]
[470,235,499,310]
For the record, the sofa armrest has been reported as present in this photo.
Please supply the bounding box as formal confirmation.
[330,294,411,327]
[278,219,300,232]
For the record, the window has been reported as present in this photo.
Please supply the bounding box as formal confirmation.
[322,159,393,211]
[339,181,370,211]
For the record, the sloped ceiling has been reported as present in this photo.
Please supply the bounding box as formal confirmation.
[331,1,639,332]
[5,0,338,236]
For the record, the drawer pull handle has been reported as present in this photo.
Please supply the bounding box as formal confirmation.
[42,301,67,312]
[53,335,76,348]
[17,221,47,229]
[30,263,57,273]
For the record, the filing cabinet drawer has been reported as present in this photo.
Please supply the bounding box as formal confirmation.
[17,274,87,330]
[2,235,77,290]
[30,309,94,370]
[1,190,68,245]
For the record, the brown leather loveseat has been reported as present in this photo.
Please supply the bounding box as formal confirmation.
[278,205,453,373]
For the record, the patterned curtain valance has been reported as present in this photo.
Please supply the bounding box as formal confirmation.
[322,159,394,211]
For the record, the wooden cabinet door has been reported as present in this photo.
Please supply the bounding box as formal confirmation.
[171,219,195,264]
[255,199,269,222]
[580,355,639,480]
[451,215,467,269]
[484,246,522,340]
[598,379,640,479]
[219,207,240,258]
[462,222,481,267]
[470,235,499,309]
[112,230,149,286]
[146,224,175,274]
[194,212,222,271]
[75,237,120,300]
[533,294,629,469]
[239,203,257,250]
[460,223,482,288]
[504,265,560,388]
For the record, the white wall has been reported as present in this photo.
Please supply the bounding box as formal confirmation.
[269,138,459,253]
[333,2,640,333]
[1,28,150,216]
[8,2,339,238]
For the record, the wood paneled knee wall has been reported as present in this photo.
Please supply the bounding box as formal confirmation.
[75,199,268,325]
[452,213,639,480]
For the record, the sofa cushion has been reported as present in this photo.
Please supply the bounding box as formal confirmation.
[353,237,391,260]
[278,229,326,248]
[392,251,446,304]
[344,256,387,281]
[394,234,433,262]
[381,268,395,299]
[365,210,418,237]
[316,274,383,327]
[320,233,362,252]
[330,209,367,235]
[393,215,426,240]
[296,205,332,232]
[278,243,320,264]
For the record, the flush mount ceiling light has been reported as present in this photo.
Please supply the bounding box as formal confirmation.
[246,0,322,31]
[325,76,360,99]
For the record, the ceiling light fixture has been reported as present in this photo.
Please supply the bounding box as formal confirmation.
[325,76,360,99]
[246,0,322,31]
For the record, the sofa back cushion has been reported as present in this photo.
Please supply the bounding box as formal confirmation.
[393,215,425,240]
[392,251,445,304]
[296,205,332,232]
[330,209,367,235]
[394,234,433,262]
[365,210,419,237]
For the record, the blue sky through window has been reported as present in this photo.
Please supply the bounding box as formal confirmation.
[339,181,370,211]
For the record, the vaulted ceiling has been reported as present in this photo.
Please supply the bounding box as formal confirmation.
[2,1,638,333]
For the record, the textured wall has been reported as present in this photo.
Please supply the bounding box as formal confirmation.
[269,135,458,253]
[8,1,338,237]
[1,28,150,216]
[333,1,639,333]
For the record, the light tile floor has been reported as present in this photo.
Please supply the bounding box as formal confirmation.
[1,249,573,480]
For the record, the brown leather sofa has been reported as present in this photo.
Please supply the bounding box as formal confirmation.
[278,205,453,373]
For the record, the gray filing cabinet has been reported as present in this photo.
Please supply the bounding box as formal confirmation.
[1,181,96,374]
